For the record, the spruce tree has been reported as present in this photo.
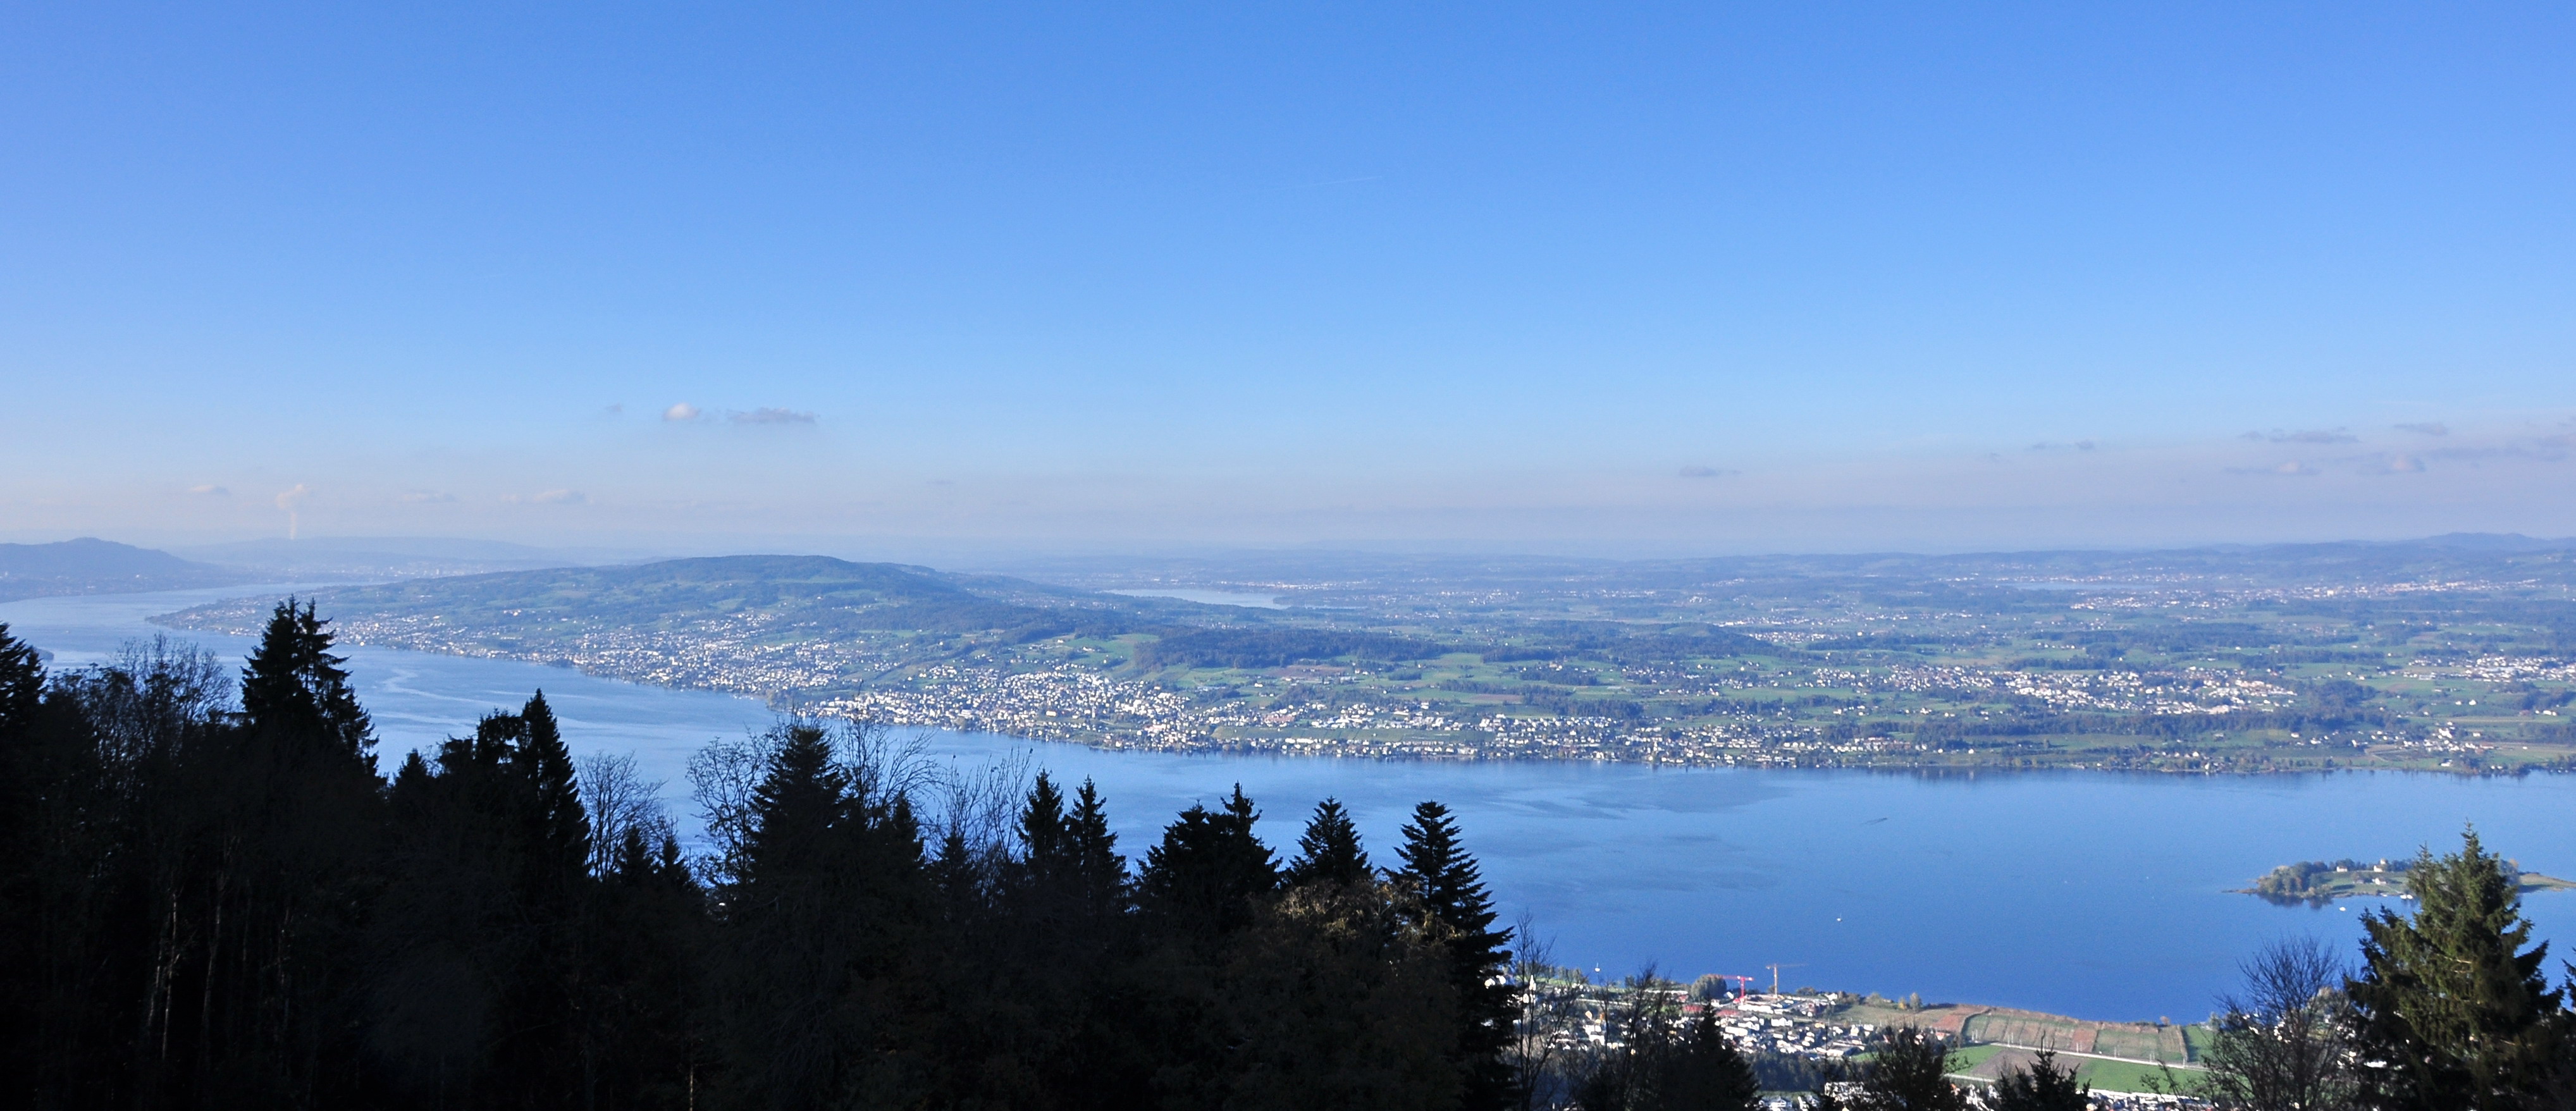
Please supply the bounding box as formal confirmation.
[722,722,934,1108]
[1989,1051,2087,1111]
[0,623,47,1085]
[1019,771,1071,875]
[1286,797,1372,887]
[0,622,39,733]
[1655,1007,1765,1111]
[2348,828,2565,1110]
[1854,1026,1968,1111]
[240,598,374,761]
[514,691,589,886]
[1395,800,1517,1110]
[178,598,385,1105]
[740,723,849,882]
[1068,778,1125,905]
[1138,783,1278,937]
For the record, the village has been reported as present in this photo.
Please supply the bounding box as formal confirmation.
[1521,972,2212,1107]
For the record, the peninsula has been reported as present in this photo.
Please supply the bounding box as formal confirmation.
[152,538,2576,773]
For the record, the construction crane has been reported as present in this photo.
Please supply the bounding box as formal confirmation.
[1711,974,1757,1002]
[1764,962,1806,996]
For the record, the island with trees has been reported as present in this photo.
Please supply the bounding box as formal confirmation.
[2238,856,2575,905]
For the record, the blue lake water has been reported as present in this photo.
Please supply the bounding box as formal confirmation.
[7,586,2573,1023]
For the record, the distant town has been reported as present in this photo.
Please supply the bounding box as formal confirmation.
[154,539,2576,773]
[1521,971,2208,1103]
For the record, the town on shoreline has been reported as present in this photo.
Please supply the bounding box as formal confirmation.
[151,539,2576,775]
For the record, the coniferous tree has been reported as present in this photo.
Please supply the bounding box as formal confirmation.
[240,598,374,761]
[588,824,713,1110]
[1989,1051,2087,1111]
[1138,783,1279,938]
[1395,800,1517,1110]
[8,592,1563,1111]
[1286,797,1371,887]
[0,621,38,730]
[369,703,593,1107]
[718,722,934,1108]
[2348,828,2565,1110]
[0,623,55,1089]
[1653,1007,1763,1111]
[514,691,588,887]
[164,599,386,1106]
[1020,771,1071,875]
[500,693,592,1108]
[1068,777,1127,912]
[1846,1026,1967,1111]
[1215,878,1465,1111]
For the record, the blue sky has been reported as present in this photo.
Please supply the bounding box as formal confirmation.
[5,2,2572,555]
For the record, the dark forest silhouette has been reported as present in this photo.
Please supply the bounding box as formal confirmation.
[18,605,2576,1110]
[0,605,1523,1110]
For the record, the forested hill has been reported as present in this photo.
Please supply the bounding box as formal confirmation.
[0,537,249,601]
[270,553,1176,641]
[149,539,2576,773]
[153,554,1458,687]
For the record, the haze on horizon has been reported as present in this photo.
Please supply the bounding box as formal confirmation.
[4,3,2573,558]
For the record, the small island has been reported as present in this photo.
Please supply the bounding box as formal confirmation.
[2236,858,2576,906]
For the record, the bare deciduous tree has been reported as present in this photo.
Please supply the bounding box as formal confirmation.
[2201,935,2354,1111]
[579,751,670,876]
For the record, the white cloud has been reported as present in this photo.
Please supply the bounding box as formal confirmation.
[663,403,702,422]
[187,484,229,496]
[731,407,818,425]
[274,483,314,510]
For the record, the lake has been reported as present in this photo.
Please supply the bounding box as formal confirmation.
[7,585,2573,1023]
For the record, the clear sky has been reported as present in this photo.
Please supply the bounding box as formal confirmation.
[5,2,2572,556]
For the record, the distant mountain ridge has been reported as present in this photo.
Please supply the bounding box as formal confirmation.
[0,538,251,601]
[172,536,641,579]
[293,554,1160,642]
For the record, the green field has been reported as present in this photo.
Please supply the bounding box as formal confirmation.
[156,540,2576,773]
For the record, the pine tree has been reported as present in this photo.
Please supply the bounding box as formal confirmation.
[1395,800,1517,1110]
[1285,797,1371,887]
[2348,828,2565,1110]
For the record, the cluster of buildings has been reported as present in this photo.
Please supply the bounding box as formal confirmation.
[166,591,2557,770]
